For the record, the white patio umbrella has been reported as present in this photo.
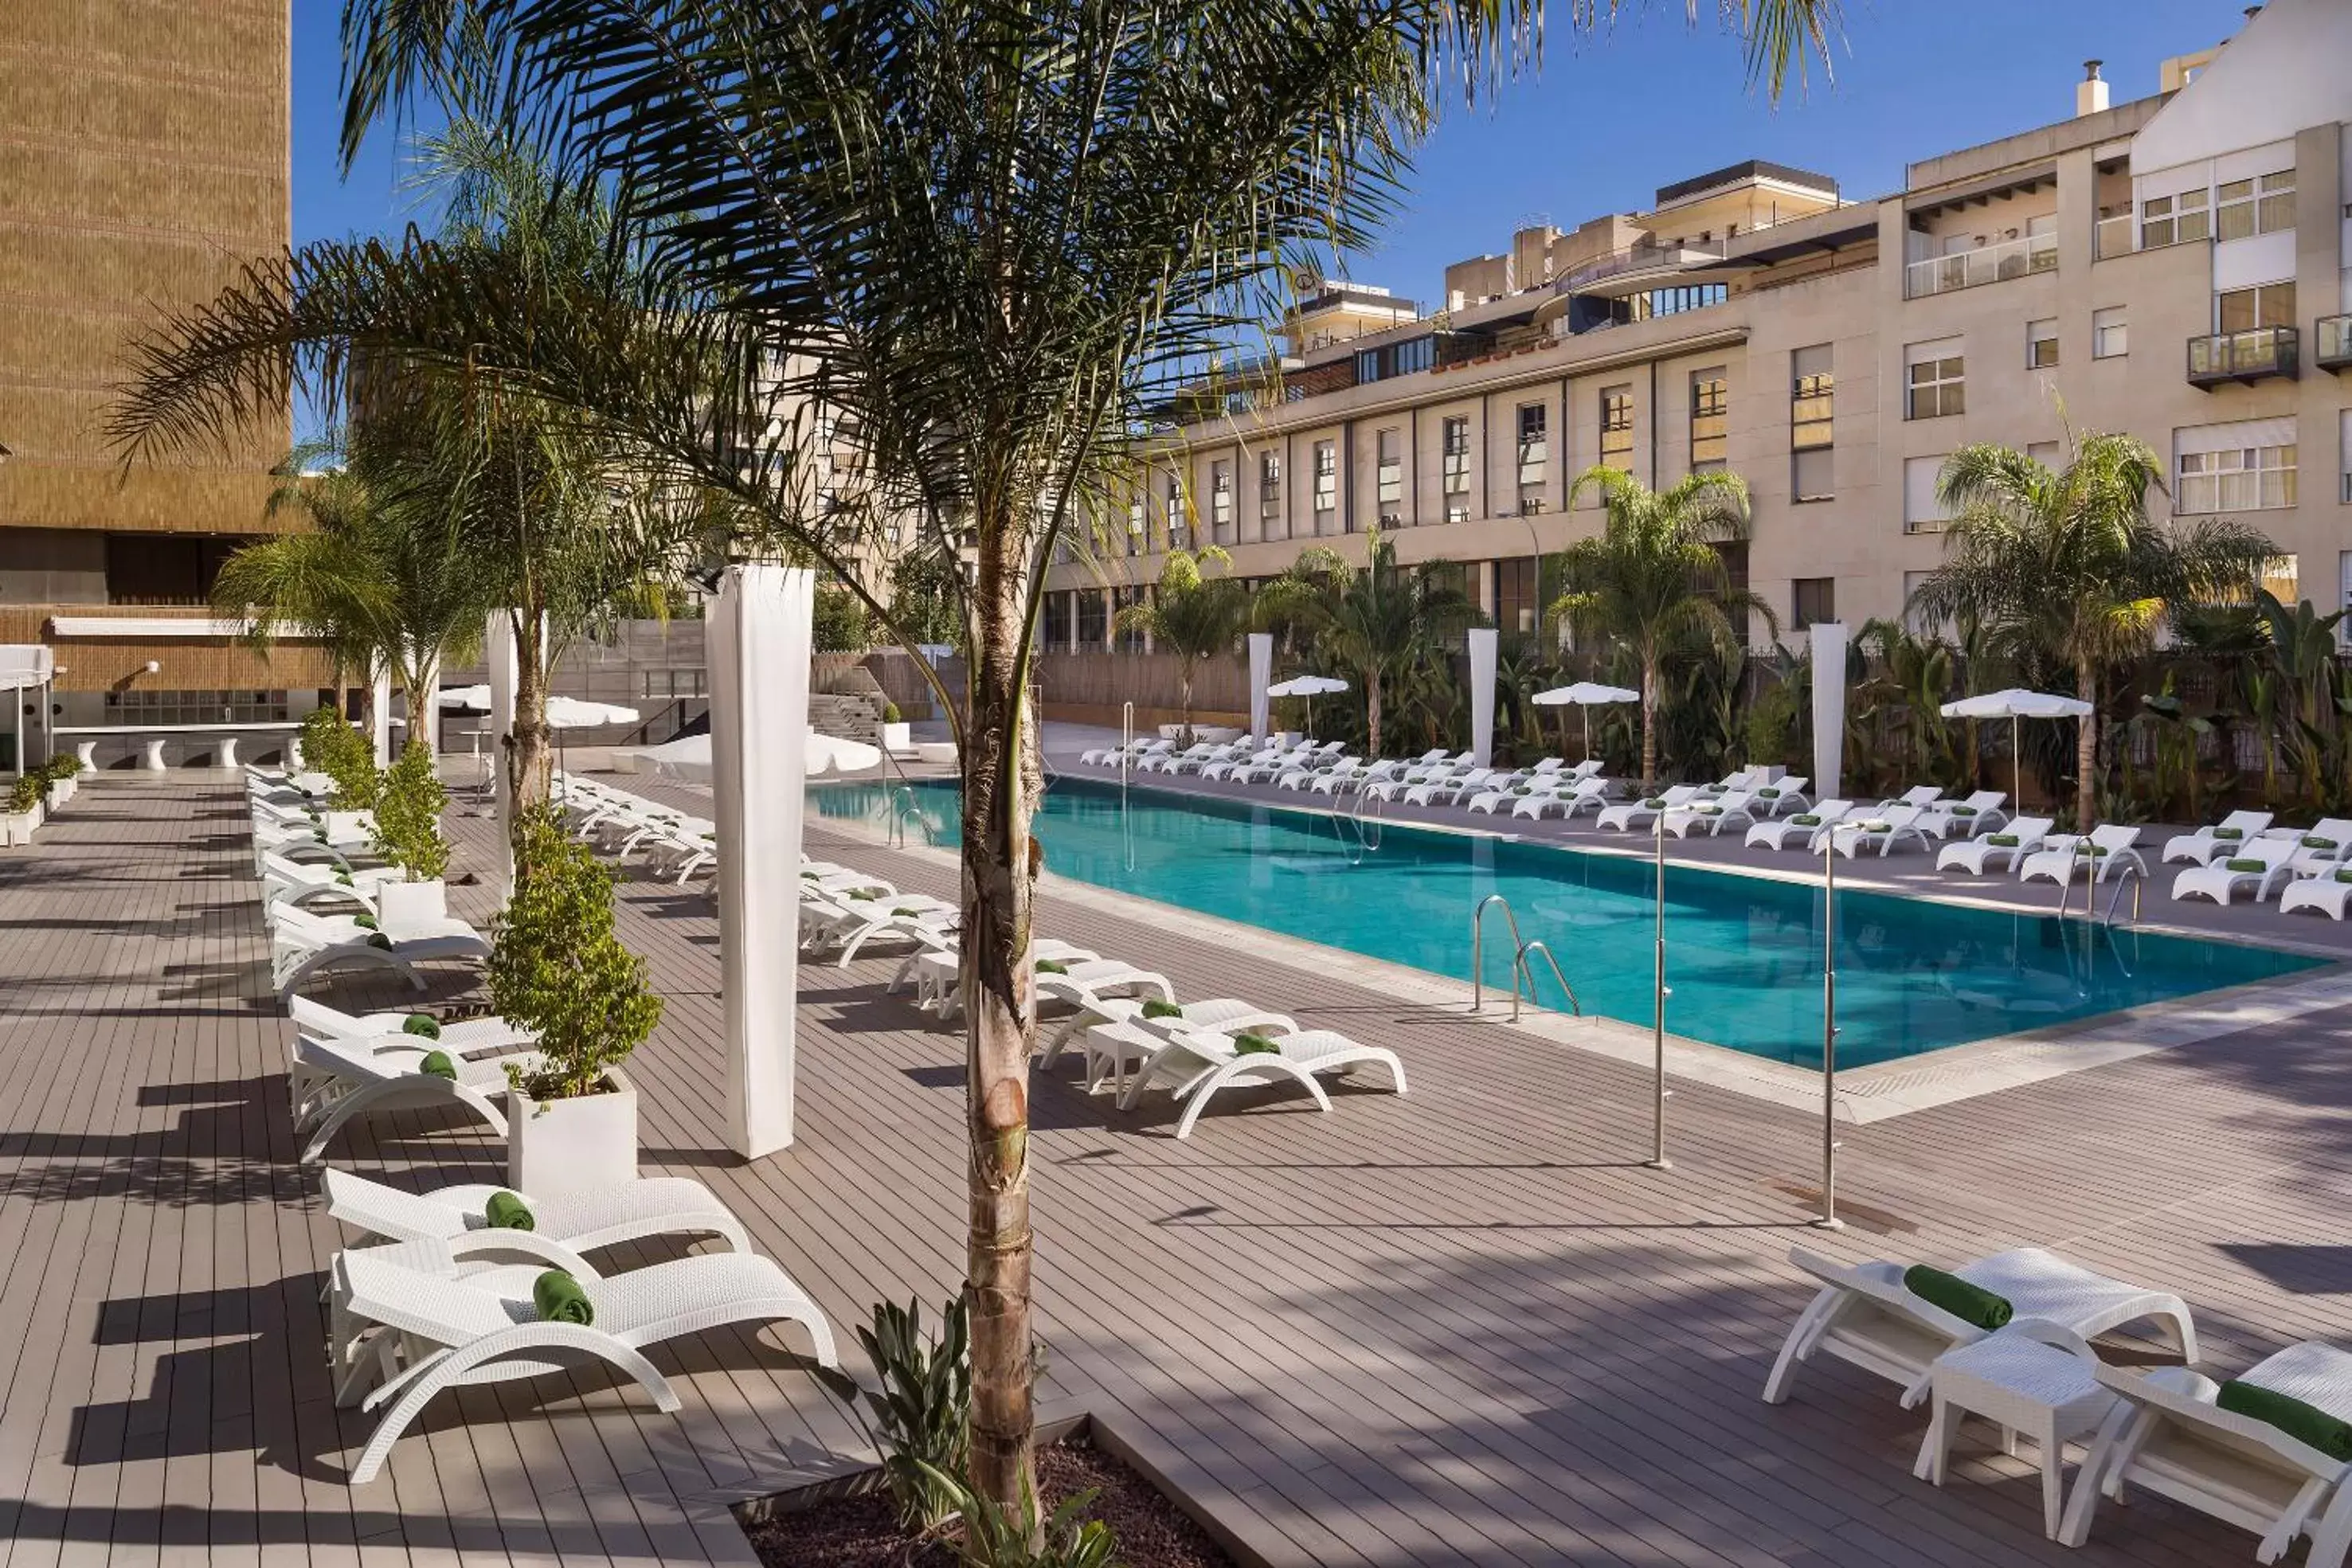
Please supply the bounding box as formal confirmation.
[1266,674,1349,738]
[1532,681,1640,761]
[628,729,882,786]
[1939,687,2092,805]
[436,686,643,772]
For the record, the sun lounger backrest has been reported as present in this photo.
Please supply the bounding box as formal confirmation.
[2088,824,2141,850]
[340,1248,524,1343]
[2096,1364,2352,1480]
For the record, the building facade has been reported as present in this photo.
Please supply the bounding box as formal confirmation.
[0,0,302,752]
[1043,0,2352,661]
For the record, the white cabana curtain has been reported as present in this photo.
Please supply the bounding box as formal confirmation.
[711,564,815,1160]
[1810,622,1847,803]
[368,667,393,767]
[485,610,520,888]
[1467,628,1498,767]
[1247,633,1272,741]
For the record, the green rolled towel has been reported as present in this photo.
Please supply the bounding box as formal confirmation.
[1950,804,1977,816]
[1903,1265,2012,1331]
[1858,819,1892,833]
[366,933,393,951]
[1513,786,1531,796]
[2303,835,2338,850]
[334,870,353,886]
[847,889,877,901]
[1642,797,1665,809]
[2217,1380,2352,1461]
[483,1191,535,1231]
[1035,959,1068,975]
[1141,998,1183,1020]
[1696,804,1721,815]
[2335,869,2352,885]
[353,913,378,930]
[2225,857,2265,873]
[2075,843,2109,856]
[1792,814,1822,826]
[418,1050,456,1080]
[1231,1032,1281,1056]
[1756,788,1781,799]
[313,829,328,843]
[1986,833,2020,847]
[531,1269,594,1327]
[891,907,922,917]
[402,1013,440,1039]
[2215,826,2244,840]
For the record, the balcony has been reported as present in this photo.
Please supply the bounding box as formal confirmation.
[2186,325,2299,389]
[1904,231,2057,299]
[2317,315,2352,375]
[2094,214,2133,259]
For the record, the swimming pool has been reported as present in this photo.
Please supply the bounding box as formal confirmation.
[809,777,2322,1068]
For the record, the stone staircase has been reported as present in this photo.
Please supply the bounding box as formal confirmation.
[809,691,882,746]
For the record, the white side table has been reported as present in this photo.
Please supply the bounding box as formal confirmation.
[1915,1330,2119,1539]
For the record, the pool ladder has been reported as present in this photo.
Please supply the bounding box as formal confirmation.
[2053,854,2144,927]
[1470,894,1583,1023]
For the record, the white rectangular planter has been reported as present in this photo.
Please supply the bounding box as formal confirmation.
[0,803,38,847]
[880,721,913,754]
[47,777,74,808]
[376,878,447,939]
[508,1069,638,1195]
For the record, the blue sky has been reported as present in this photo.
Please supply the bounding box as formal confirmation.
[295,0,2252,303]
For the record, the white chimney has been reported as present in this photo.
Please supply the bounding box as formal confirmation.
[2076,60,2109,118]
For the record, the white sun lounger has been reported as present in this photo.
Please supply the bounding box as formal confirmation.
[290,1035,543,1163]
[288,995,534,1058]
[2018,825,2147,887]
[1035,959,1174,1015]
[801,891,957,963]
[2265,819,2352,875]
[1748,776,1810,817]
[1662,790,1755,838]
[332,1238,837,1484]
[2283,870,2352,922]
[2162,811,2276,867]
[268,905,491,1003]
[1744,800,1850,850]
[1828,804,1931,858]
[1762,1245,2198,1410]
[2173,837,2303,905]
[2060,1343,2352,1565]
[1917,790,2010,839]
[1596,785,1701,832]
[1058,998,1299,1094]
[1121,1021,1405,1139]
[323,1168,750,1268]
[1937,815,2054,875]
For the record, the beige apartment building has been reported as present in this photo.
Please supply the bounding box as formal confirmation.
[0,0,299,761]
[1043,0,2352,660]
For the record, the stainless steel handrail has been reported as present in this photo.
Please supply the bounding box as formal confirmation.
[1470,893,1524,1012]
[1512,940,1583,1021]
[2100,860,2145,928]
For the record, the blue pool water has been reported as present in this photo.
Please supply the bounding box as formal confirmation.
[810,777,2323,1068]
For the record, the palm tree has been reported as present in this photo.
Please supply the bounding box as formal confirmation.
[1257,533,1477,757]
[1113,547,1250,743]
[1908,435,2274,828]
[120,0,1840,1523]
[1548,466,1775,786]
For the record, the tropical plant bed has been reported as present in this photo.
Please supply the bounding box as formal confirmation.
[739,1426,1235,1568]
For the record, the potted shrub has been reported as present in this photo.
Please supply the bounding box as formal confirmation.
[370,741,450,933]
[879,699,912,755]
[1,774,41,847]
[490,805,664,1194]
[40,755,80,809]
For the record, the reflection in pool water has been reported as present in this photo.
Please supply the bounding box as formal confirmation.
[811,777,2321,1068]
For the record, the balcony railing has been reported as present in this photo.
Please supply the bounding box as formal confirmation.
[2317,315,2352,374]
[1904,231,2057,299]
[2186,325,2299,388]
[2094,214,2134,259]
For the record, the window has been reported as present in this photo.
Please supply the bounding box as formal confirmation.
[1209,459,1233,539]
[1789,344,1832,501]
[1441,415,1471,497]
[1164,474,1185,549]
[1076,591,1107,650]
[1376,428,1403,515]
[1792,577,1835,629]
[1905,343,1965,420]
[1127,495,1146,556]
[1043,592,1073,649]
[1638,283,1727,319]
[1904,570,1939,636]
[2217,281,2295,334]
[1904,455,1950,533]
[1689,370,1727,471]
[2027,440,2061,468]
[2140,186,2209,248]
[1113,585,1146,652]
[1791,448,1833,502]
[1599,387,1634,472]
[2218,169,2295,240]
[1258,451,1282,523]
[2028,319,2058,370]
[2093,307,2127,359]
[1353,335,1435,385]
[1312,440,1337,522]
[2178,444,2296,513]
[1516,403,1548,510]
[2261,555,2299,604]
[1494,557,1540,639]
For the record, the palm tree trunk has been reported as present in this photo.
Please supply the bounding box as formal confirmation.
[1180,663,1195,745]
[2075,659,2100,831]
[961,519,1036,1522]
[509,617,552,850]
[1365,670,1383,759]
[1641,654,1659,788]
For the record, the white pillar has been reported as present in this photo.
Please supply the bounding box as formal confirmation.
[1810,622,1847,803]
[1468,627,1498,767]
[486,609,519,883]
[711,564,814,1159]
[368,666,392,765]
[1247,633,1272,740]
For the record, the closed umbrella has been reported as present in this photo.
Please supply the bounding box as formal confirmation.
[1532,682,1640,762]
[1939,688,2092,805]
[1266,674,1349,739]
[626,729,882,786]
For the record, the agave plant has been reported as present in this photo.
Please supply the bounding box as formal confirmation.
[814,1296,974,1536]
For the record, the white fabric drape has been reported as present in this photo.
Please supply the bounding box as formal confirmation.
[1467,628,1498,767]
[1247,633,1272,740]
[1810,620,1847,804]
[368,667,393,767]
[712,564,815,1160]
[485,610,519,889]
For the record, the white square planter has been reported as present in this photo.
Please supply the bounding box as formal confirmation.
[508,1070,638,1195]
[881,721,913,754]
[324,809,370,843]
[47,777,74,808]
[376,878,447,939]
[0,803,39,847]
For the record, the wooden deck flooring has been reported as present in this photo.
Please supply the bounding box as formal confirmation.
[3,773,2352,1565]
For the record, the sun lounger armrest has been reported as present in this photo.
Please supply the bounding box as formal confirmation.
[1995,1317,2102,1368]
[441,1230,603,1277]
